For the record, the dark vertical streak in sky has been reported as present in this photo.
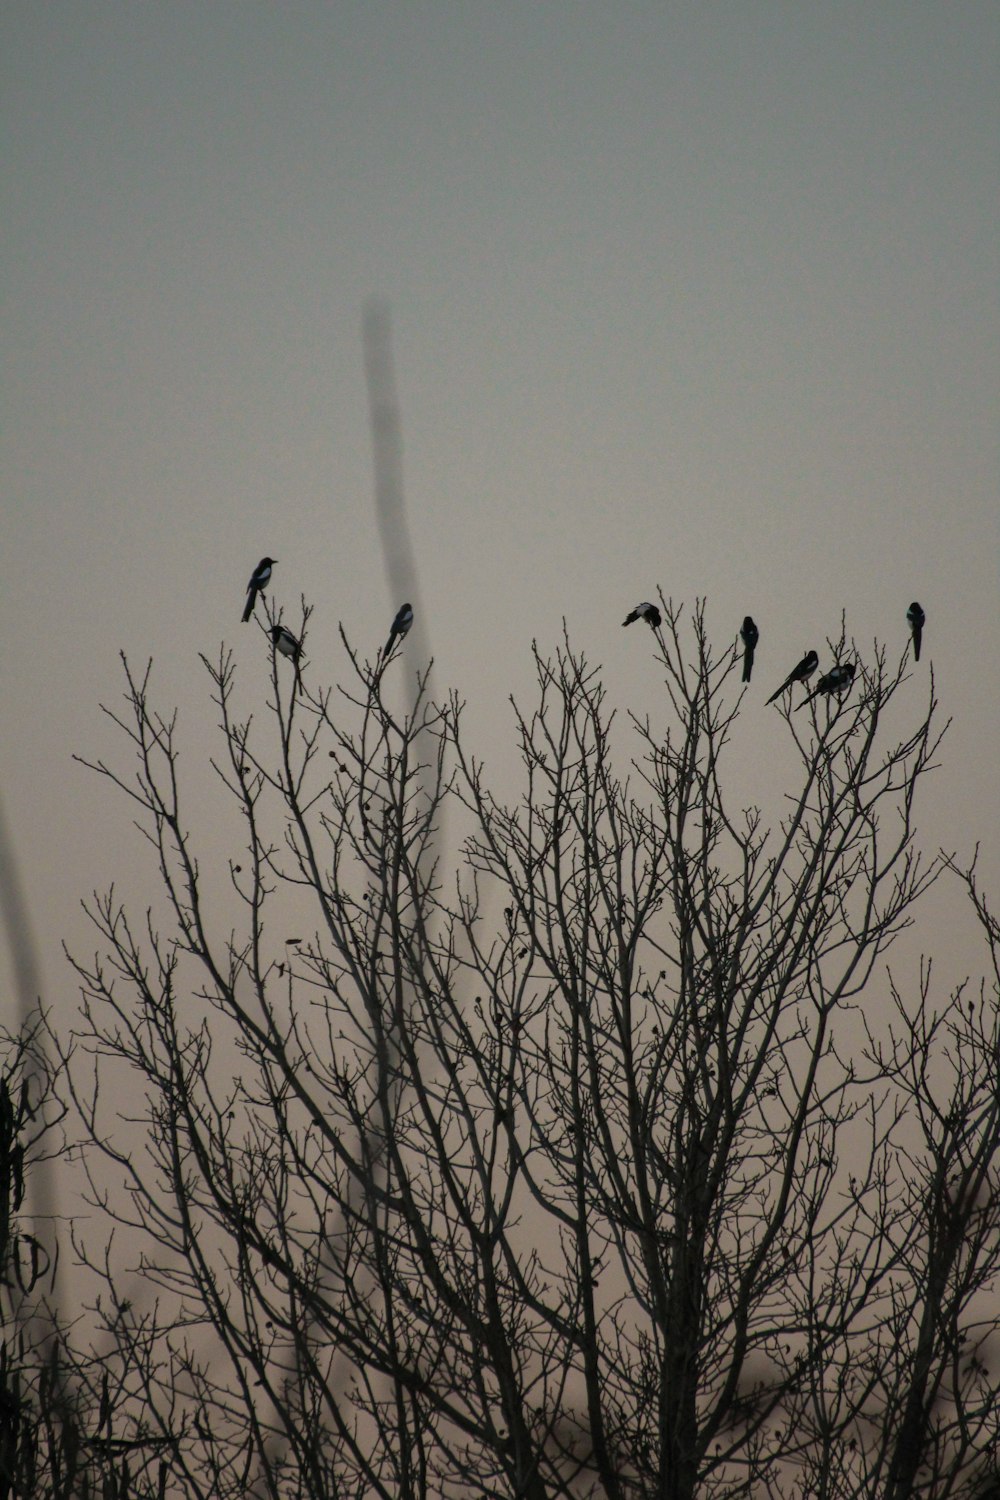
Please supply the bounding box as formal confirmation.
[362,300,429,685]
[0,797,42,1040]
[0,792,60,1356]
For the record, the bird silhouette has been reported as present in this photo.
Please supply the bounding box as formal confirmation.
[622,602,661,629]
[798,662,855,708]
[907,602,925,662]
[242,557,277,623]
[384,602,414,656]
[270,624,301,662]
[740,616,759,683]
[765,650,818,704]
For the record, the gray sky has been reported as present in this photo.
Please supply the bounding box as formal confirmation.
[2,2,998,1011]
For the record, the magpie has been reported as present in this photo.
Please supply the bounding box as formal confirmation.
[798,662,855,708]
[622,602,662,629]
[740,616,759,683]
[384,602,414,656]
[270,625,302,662]
[765,650,819,704]
[907,602,925,662]
[242,557,277,622]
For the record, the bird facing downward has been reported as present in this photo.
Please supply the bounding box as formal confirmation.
[242,557,277,623]
[740,616,759,683]
[765,650,818,704]
[798,662,856,708]
[270,624,301,662]
[622,602,662,629]
[907,602,925,662]
[384,602,414,656]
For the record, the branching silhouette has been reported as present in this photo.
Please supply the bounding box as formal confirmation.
[27,602,1000,1499]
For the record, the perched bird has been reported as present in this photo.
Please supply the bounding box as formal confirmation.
[907,602,925,662]
[270,624,302,662]
[622,602,662,629]
[798,662,856,708]
[740,616,759,683]
[765,650,819,704]
[384,602,414,656]
[242,557,277,623]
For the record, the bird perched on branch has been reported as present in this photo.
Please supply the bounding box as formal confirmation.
[765,650,818,704]
[242,557,277,622]
[740,617,759,683]
[384,602,414,656]
[270,624,302,663]
[907,602,925,662]
[798,662,855,708]
[622,602,661,629]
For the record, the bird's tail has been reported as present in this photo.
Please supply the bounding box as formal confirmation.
[242,588,257,623]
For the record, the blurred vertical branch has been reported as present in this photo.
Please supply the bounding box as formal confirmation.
[0,793,58,1319]
[0,794,43,1050]
[0,798,95,1495]
[362,299,429,690]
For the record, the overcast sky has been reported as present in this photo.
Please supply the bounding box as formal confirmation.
[2,2,998,1015]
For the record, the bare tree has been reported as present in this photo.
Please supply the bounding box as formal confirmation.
[0,1021,131,1500]
[1,1021,54,1498]
[50,602,1000,1499]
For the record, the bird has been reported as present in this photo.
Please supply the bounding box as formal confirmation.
[270,624,302,662]
[384,602,414,656]
[622,602,662,629]
[765,650,818,704]
[242,557,277,623]
[797,662,856,709]
[907,602,925,662]
[740,616,759,683]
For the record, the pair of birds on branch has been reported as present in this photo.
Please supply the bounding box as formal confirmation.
[241,557,413,664]
[622,600,926,708]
